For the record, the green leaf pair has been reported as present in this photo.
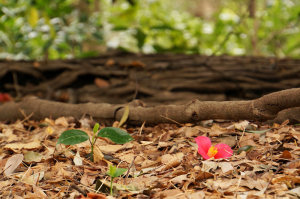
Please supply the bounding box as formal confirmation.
[57,127,133,145]
[107,165,127,196]
[107,165,127,178]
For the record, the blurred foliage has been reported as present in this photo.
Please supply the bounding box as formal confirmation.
[0,0,299,60]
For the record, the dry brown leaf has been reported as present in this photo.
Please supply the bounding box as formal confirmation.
[0,128,17,142]
[44,118,55,126]
[219,162,234,173]
[216,136,236,148]
[286,159,300,169]
[153,189,184,199]
[201,160,218,172]
[98,145,124,154]
[73,150,83,166]
[4,154,24,176]
[170,174,188,184]
[98,143,133,154]
[240,179,268,191]
[54,117,69,127]
[280,150,293,159]
[234,120,250,131]
[0,180,11,189]
[160,152,184,171]
[246,150,263,160]
[272,175,300,187]
[93,146,105,163]
[105,58,115,66]
[239,134,258,147]
[24,151,43,163]
[115,151,135,164]
[177,126,202,137]
[126,175,159,190]
[21,170,44,185]
[0,118,299,198]
[140,159,158,168]
[288,187,300,197]
[5,140,41,152]
[94,78,110,88]
[206,178,238,190]
[209,124,227,136]
[32,186,47,198]
[79,192,107,199]
[80,173,97,186]
[186,191,205,199]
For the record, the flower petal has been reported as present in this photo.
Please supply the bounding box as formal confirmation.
[214,143,233,159]
[195,136,212,160]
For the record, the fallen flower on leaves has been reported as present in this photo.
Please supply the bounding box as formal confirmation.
[195,136,233,160]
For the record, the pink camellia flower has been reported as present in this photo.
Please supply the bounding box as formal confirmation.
[195,136,233,160]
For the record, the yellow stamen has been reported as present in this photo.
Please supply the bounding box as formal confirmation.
[207,146,218,157]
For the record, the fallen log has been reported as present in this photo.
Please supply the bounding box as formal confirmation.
[0,88,299,125]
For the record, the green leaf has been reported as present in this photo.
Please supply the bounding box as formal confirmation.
[246,129,271,134]
[57,130,89,145]
[107,165,127,178]
[107,165,116,177]
[135,28,146,49]
[118,105,129,128]
[113,167,127,178]
[93,123,100,134]
[97,127,133,144]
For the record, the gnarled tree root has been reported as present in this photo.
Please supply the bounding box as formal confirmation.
[0,88,299,125]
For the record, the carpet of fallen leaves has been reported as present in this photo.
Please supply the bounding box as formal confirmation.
[0,117,300,199]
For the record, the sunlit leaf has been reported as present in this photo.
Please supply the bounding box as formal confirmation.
[24,151,43,163]
[28,7,39,27]
[118,105,129,128]
[73,151,83,166]
[57,129,89,145]
[97,127,133,144]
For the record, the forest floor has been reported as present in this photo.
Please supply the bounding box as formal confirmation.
[0,117,299,199]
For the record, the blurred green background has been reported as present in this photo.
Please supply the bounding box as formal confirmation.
[0,0,299,60]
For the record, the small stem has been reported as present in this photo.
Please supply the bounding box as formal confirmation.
[89,135,98,162]
[110,177,114,196]
[90,144,94,162]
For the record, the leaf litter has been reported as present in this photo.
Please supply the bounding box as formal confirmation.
[0,118,299,198]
